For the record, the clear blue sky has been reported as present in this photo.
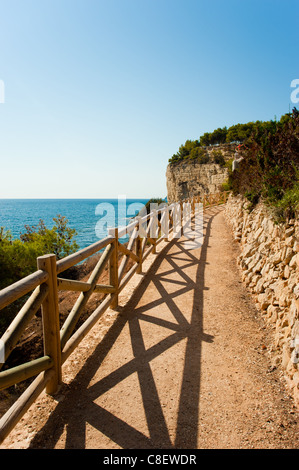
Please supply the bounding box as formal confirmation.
[0,0,298,199]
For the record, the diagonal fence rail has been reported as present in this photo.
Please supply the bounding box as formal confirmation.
[0,191,229,444]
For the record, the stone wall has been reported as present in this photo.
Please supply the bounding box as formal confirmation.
[166,143,236,203]
[225,195,299,406]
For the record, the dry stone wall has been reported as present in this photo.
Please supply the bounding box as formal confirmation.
[225,195,299,406]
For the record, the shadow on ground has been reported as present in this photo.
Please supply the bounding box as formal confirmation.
[29,207,223,449]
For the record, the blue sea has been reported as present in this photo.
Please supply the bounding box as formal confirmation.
[0,199,150,250]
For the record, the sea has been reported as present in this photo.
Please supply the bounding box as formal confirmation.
[0,198,151,250]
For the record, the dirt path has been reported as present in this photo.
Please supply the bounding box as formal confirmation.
[1,206,298,449]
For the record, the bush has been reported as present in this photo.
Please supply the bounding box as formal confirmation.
[230,108,299,219]
[198,154,210,164]
[220,181,231,192]
[142,198,167,216]
[20,215,78,259]
[212,150,225,166]
[0,215,79,336]
[0,215,78,291]
[270,180,299,221]
[189,147,205,160]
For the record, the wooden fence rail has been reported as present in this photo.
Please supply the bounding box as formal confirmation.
[0,191,229,443]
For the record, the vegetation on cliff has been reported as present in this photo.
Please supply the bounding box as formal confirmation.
[142,198,167,214]
[168,109,299,220]
[168,118,281,165]
[229,108,299,220]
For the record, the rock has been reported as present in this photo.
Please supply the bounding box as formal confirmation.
[255,277,265,294]
[292,371,299,388]
[279,292,291,308]
[261,263,271,277]
[258,293,271,310]
[248,253,262,272]
[285,248,295,265]
[243,244,257,258]
[271,250,284,265]
[288,275,297,292]
[255,227,263,239]
[285,236,296,247]
[282,345,291,369]
[285,226,295,237]
[289,254,297,268]
[289,300,298,327]
[284,265,290,279]
[266,305,280,323]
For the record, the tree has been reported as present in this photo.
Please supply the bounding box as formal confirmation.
[199,132,211,146]
[210,127,227,145]
[20,215,78,260]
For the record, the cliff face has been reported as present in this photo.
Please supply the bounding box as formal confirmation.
[166,144,236,203]
[166,162,228,203]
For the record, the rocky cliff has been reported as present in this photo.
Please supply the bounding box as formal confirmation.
[166,143,236,203]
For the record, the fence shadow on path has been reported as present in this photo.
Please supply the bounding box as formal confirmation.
[29,206,223,449]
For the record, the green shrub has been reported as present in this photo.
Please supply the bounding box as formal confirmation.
[270,180,299,221]
[230,107,299,218]
[0,215,78,291]
[189,147,205,161]
[212,150,225,166]
[198,154,210,164]
[142,198,167,215]
[0,215,79,336]
[220,180,232,192]
[20,215,78,259]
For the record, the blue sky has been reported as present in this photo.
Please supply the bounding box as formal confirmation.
[0,0,298,199]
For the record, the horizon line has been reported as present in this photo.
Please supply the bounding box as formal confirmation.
[0,196,163,200]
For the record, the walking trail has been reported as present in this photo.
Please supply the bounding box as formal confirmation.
[1,206,298,449]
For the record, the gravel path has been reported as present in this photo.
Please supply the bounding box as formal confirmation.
[1,206,298,449]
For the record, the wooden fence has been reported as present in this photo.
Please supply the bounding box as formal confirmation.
[0,191,229,443]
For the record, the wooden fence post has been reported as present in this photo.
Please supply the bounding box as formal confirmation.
[136,218,142,274]
[180,202,183,236]
[161,208,169,243]
[152,210,157,254]
[109,228,119,309]
[37,254,61,395]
